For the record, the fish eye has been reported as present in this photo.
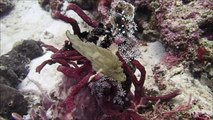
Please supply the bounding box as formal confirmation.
[8,101,14,107]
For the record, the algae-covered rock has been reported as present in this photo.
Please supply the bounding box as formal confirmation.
[0,40,43,88]
[0,66,19,88]
[66,0,98,10]
[0,51,30,80]
[38,0,63,11]
[200,39,213,60]
[189,38,213,90]
[0,84,28,119]
[38,0,50,11]
[12,40,43,60]
[154,0,213,57]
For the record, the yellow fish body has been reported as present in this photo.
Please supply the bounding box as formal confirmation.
[66,30,126,82]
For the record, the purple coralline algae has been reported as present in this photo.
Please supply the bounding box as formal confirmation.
[155,0,212,57]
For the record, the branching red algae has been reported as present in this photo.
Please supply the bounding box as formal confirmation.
[66,3,99,28]
[34,35,182,119]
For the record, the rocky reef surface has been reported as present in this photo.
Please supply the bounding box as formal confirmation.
[0,0,14,16]
[0,84,28,119]
[0,40,43,119]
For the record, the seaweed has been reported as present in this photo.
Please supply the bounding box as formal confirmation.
[31,33,183,120]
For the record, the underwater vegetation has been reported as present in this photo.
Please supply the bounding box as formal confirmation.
[34,30,182,119]
[9,0,209,120]
[38,0,213,84]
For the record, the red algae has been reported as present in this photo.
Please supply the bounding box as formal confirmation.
[34,39,181,120]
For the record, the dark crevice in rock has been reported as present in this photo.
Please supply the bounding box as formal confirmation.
[68,0,98,10]
[199,17,213,41]
[182,0,192,5]
[0,0,14,17]
[135,5,153,22]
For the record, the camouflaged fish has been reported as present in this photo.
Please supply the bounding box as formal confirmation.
[66,30,126,82]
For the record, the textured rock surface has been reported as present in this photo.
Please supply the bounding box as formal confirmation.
[0,40,43,87]
[0,84,28,119]
[67,0,98,10]
[12,40,43,60]
[0,0,14,15]
[134,0,213,91]
[0,66,19,88]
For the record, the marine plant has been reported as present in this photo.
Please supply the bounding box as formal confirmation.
[34,31,182,120]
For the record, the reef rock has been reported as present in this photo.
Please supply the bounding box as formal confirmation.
[0,84,28,119]
[0,40,43,87]
[0,0,14,15]
[12,40,43,60]
[67,0,98,10]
